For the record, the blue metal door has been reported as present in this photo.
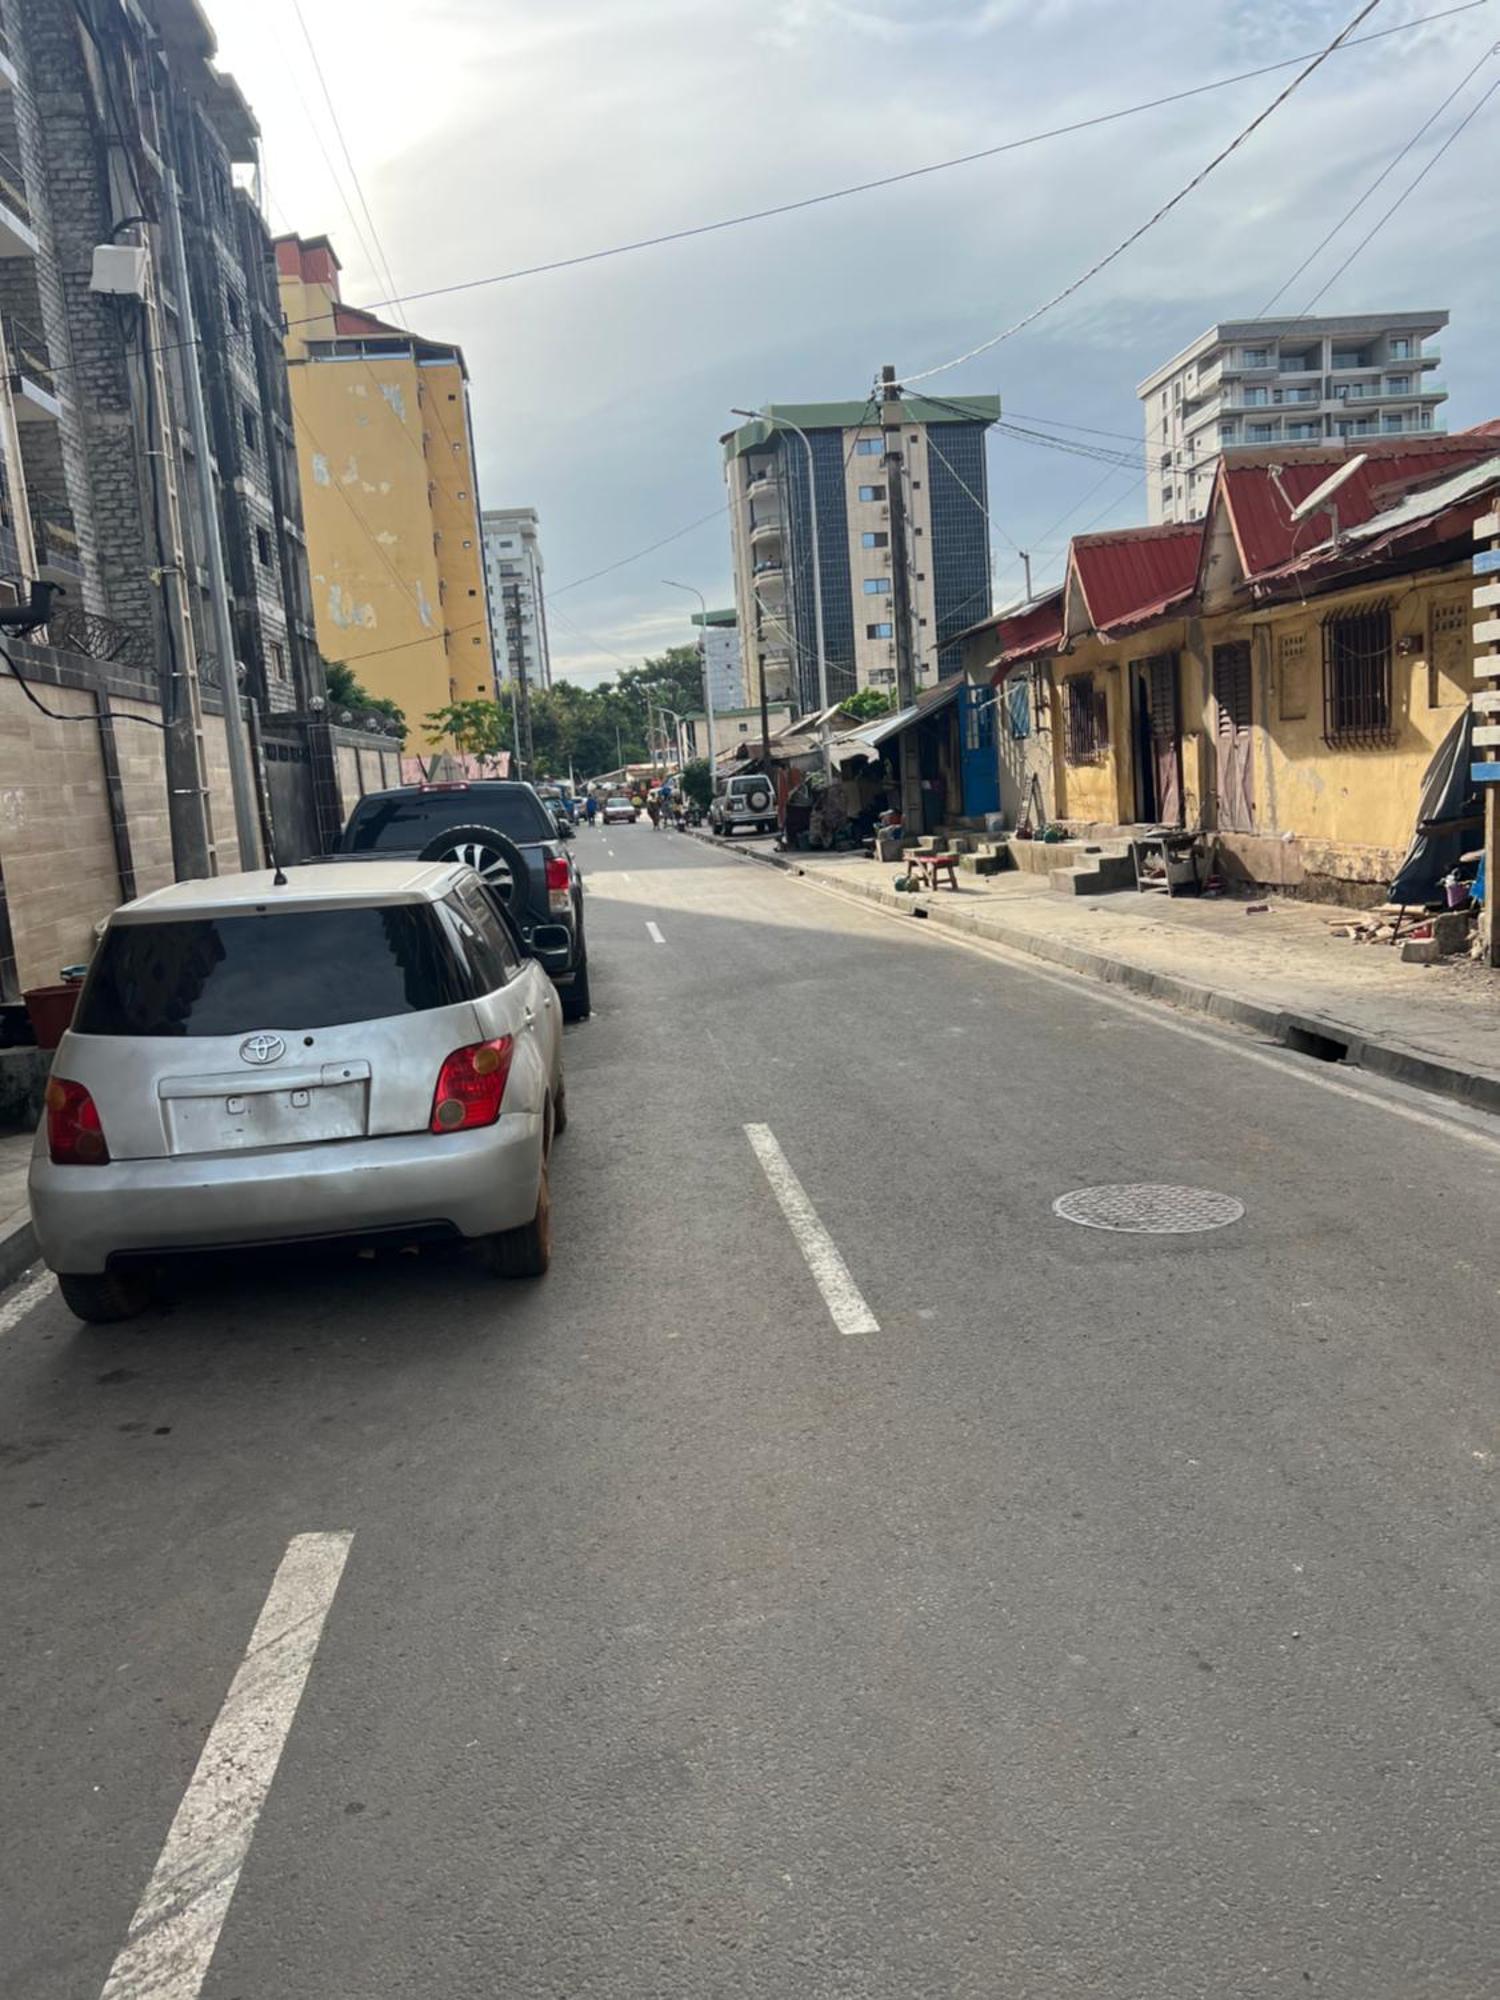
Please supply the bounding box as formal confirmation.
[960,683,1000,819]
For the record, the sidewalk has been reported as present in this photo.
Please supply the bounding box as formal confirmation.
[701,832,1500,1114]
[0,1126,35,1287]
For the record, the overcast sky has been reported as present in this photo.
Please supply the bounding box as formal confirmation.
[210,0,1499,684]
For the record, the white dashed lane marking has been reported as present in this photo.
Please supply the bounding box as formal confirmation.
[744,1123,879,1337]
[646,921,666,944]
[99,1532,354,2000]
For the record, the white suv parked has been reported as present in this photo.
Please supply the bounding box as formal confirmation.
[710,772,776,838]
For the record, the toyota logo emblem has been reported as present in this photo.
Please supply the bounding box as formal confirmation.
[239,1032,286,1066]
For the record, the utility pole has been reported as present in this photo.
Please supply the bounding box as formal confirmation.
[1473,500,1500,963]
[162,166,262,870]
[133,222,216,879]
[882,365,923,832]
[514,649,534,780]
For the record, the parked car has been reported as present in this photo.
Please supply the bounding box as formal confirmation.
[29,861,566,1324]
[710,771,777,837]
[335,780,589,1020]
[602,796,637,825]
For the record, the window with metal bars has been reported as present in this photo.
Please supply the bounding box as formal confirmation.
[1064,673,1107,764]
[1322,605,1393,746]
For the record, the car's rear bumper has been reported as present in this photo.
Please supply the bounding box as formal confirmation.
[28,1116,544,1275]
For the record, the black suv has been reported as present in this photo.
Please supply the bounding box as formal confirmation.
[337,781,590,1019]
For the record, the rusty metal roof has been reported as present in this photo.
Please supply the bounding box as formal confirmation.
[982,592,1065,678]
[1068,524,1201,638]
[1214,434,1500,581]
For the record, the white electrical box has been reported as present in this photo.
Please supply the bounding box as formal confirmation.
[89,243,150,300]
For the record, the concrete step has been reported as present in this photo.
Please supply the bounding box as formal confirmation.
[1049,853,1136,895]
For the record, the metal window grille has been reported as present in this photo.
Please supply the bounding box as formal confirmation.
[1322,605,1393,746]
[1007,676,1032,739]
[1065,674,1106,764]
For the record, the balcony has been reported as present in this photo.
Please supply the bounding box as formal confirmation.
[0,148,36,257]
[746,470,776,498]
[748,508,781,545]
[5,316,61,422]
[30,503,83,586]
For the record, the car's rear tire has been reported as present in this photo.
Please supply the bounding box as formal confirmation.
[58,1269,153,1325]
[552,1077,568,1135]
[561,951,591,1022]
[475,1157,552,1279]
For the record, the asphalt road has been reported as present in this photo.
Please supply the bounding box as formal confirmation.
[3,822,1498,1998]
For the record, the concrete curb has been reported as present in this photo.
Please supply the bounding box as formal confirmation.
[0,1211,38,1292]
[688,827,1500,1118]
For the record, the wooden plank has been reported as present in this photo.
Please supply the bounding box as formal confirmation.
[1472,655,1500,679]
[1475,512,1500,540]
[1474,617,1500,646]
[1471,690,1500,713]
[1470,761,1500,784]
[1473,725,1500,748]
[1475,582,1500,611]
[1473,546,1500,575]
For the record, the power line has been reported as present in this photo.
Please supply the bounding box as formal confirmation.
[905,0,1387,384]
[289,0,408,325]
[288,3,1480,328]
[1299,65,1500,311]
[549,504,730,598]
[1261,34,1499,312]
[268,17,387,305]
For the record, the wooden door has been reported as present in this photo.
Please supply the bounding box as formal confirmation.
[1147,655,1182,827]
[1212,641,1255,832]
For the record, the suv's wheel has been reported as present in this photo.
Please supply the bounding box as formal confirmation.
[561,951,591,1022]
[475,1157,552,1278]
[58,1269,153,1325]
[418,824,530,908]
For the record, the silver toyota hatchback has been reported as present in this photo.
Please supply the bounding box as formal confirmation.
[29,861,565,1323]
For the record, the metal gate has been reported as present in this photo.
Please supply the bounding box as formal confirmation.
[1212,641,1255,831]
[959,681,1000,819]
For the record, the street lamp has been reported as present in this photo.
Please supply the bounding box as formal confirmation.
[662,578,716,788]
[731,406,832,779]
[658,704,688,770]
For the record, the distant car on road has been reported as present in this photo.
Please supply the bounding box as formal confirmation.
[602,796,637,825]
[710,771,776,838]
[336,780,589,1020]
[30,861,566,1323]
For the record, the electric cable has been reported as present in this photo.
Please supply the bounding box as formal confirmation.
[904,0,1387,384]
[1260,33,1499,312]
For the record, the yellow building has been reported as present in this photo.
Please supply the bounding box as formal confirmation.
[275,235,496,744]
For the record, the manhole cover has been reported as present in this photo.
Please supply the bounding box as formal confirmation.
[1052,1184,1245,1234]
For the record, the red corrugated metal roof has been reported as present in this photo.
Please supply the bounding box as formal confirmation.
[986,594,1064,676]
[1216,433,1500,581]
[1069,523,1201,636]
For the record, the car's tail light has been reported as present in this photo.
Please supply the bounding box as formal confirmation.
[545,853,572,912]
[46,1077,110,1166]
[430,1037,514,1133]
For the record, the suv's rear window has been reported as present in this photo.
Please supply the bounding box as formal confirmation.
[341,789,554,850]
[74,906,470,1038]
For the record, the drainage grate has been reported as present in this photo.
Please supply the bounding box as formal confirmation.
[1052,1184,1245,1234]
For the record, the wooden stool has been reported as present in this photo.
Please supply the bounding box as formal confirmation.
[910,852,960,891]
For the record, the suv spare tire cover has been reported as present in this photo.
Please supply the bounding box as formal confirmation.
[746,784,771,813]
[418,823,532,907]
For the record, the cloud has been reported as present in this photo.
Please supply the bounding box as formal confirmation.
[209,0,1500,670]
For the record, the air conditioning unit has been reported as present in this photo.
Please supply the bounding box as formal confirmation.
[90,243,149,300]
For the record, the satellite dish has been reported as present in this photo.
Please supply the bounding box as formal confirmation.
[1289,453,1368,525]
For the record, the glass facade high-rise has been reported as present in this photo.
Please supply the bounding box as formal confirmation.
[721,395,999,720]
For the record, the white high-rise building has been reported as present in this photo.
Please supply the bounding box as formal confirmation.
[1138,312,1448,524]
[690,608,745,712]
[481,506,552,689]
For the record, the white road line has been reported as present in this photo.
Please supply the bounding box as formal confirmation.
[646,920,666,944]
[99,1531,353,2000]
[0,1267,55,1337]
[745,1123,878,1336]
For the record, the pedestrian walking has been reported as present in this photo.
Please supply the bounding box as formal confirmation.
[585,794,598,827]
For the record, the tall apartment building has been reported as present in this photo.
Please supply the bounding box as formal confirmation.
[690,607,744,711]
[481,506,551,690]
[1139,312,1448,523]
[0,0,319,717]
[277,234,497,741]
[722,394,999,716]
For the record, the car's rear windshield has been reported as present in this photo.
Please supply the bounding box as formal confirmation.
[340,789,554,851]
[73,906,470,1038]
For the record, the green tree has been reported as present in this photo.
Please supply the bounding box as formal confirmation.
[324,659,406,731]
[839,687,892,721]
[680,758,714,810]
[424,699,512,767]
